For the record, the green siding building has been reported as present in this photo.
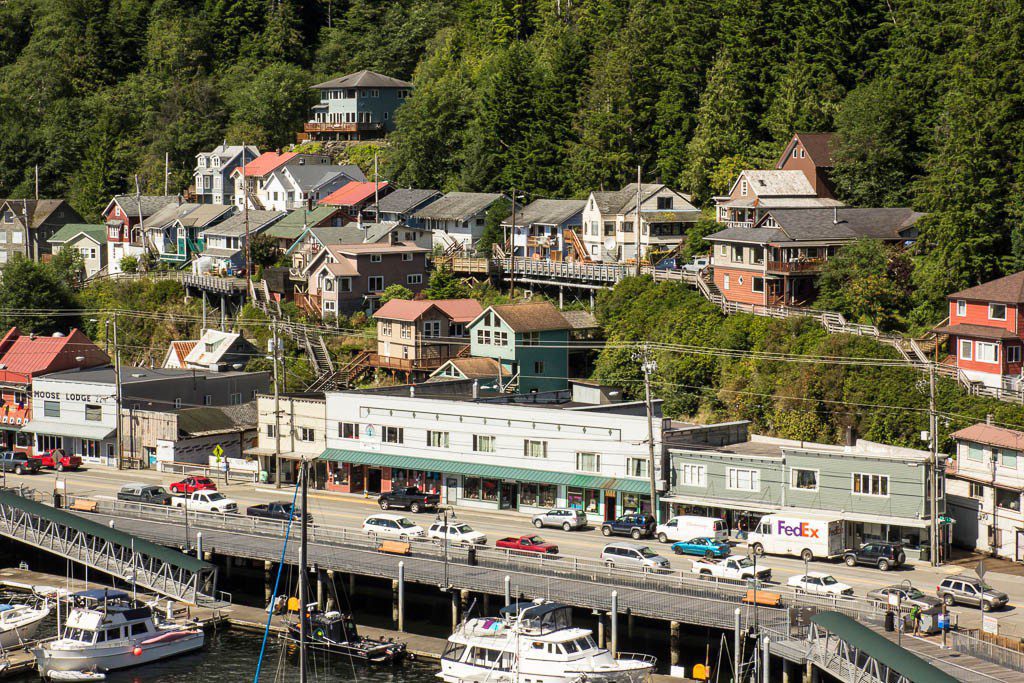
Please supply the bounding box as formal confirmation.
[467,302,570,393]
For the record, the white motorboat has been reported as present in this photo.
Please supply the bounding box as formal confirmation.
[0,602,50,649]
[438,600,655,683]
[32,589,203,678]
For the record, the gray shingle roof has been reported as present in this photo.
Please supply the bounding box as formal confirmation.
[146,202,203,229]
[281,164,363,190]
[111,195,180,219]
[501,198,586,227]
[588,184,682,215]
[309,221,404,246]
[203,210,286,237]
[734,171,816,197]
[413,192,504,221]
[175,402,257,437]
[312,70,413,90]
[376,188,442,215]
[767,208,924,240]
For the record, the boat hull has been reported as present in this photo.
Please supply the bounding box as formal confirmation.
[33,630,204,675]
[0,610,48,649]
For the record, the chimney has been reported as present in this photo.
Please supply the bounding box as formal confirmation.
[833,207,838,224]
[986,413,995,425]
[472,379,479,399]
[845,425,857,448]
[357,213,363,231]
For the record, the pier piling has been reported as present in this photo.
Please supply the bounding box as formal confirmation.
[326,570,336,610]
[397,562,405,632]
[669,621,681,668]
[610,591,618,658]
[263,561,272,604]
[503,575,510,606]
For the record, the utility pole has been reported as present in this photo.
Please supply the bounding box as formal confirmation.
[164,152,170,196]
[243,144,250,278]
[298,459,309,683]
[509,187,517,299]
[633,345,659,521]
[113,314,123,470]
[929,362,940,566]
[273,318,282,490]
[373,150,380,223]
[634,166,642,277]
[34,165,39,201]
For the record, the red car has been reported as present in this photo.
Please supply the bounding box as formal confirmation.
[169,476,217,494]
[496,535,559,555]
[31,448,82,471]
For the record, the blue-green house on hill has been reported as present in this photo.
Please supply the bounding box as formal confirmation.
[467,302,570,393]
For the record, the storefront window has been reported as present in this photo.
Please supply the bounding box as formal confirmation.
[621,493,651,514]
[14,431,29,448]
[464,477,481,500]
[520,484,557,508]
[566,487,601,513]
[391,468,442,494]
[481,478,499,502]
[331,462,349,486]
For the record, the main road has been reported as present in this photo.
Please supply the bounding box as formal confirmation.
[3,465,1020,635]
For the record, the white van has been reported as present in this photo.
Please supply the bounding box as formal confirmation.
[746,514,844,561]
[655,515,728,543]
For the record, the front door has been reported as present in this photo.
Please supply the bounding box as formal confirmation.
[500,482,518,510]
[605,493,617,521]
[446,477,459,504]
[366,467,382,494]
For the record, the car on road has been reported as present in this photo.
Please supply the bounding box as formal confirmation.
[787,572,854,597]
[842,542,906,571]
[247,501,310,522]
[601,542,671,572]
[0,451,40,475]
[866,585,942,610]
[116,483,172,505]
[427,521,486,546]
[496,535,559,555]
[671,537,731,559]
[171,490,238,513]
[377,487,441,513]
[532,508,589,531]
[601,514,656,540]
[690,556,772,582]
[169,476,217,494]
[362,513,426,540]
[936,576,1009,612]
[31,448,81,471]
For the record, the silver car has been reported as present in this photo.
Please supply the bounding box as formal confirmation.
[532,508,589,531]
[601,542,671,572]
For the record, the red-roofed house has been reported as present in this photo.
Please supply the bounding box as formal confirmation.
[370,298,482,377]
[318,181,392,218]
[932,272,1024,391]
[229,152,361,211]
[0,328,109,452]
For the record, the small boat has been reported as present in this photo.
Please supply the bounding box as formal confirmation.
[47,671,106,681]
[0,602,50,649]
[32,589,204,678]
[284,609,406,664]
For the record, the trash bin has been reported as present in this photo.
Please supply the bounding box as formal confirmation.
[52,491,63,508]
[467,546,478,567]
[884,610,895,632]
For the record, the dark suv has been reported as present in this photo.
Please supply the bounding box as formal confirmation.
[842,542,906,571]
[601,514,657,540]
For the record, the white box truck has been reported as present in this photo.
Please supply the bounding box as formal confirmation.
[747,513,844,562]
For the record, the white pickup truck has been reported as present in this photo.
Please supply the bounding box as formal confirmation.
[171,490,239,513]
[690,556,772,582]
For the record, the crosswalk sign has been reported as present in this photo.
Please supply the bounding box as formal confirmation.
[213,444,224,461]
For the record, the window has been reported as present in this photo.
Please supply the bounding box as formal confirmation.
[1009,346,1022,364]
[959,339,973,360]
[740,180,748,196]
[967,443,984,461]
[174,398,182,408]
[43,401,59,418]
[371,254,382,263]
[852,473,889,496]
[340,422,359,439]
[522,332,539,346]
[203,394,213,406]
[956,300,966,317]
[603,222,615,236]
[752,277,764,294]
[626,457,649,478]
[996,487,1021,511]
[473,435,495,452]
[656,196,673,210]
[266,424,276,438]
[970,482,985,498]
[299,427,315,442]
[534,361,544,374]
[427,430,450,448]
[476,329,491,345]
[340,278,352,292]
[678,463,706,487]
[383,426,404,443]
[422,320,441,338]
[750,247,764,264]
[381,321,392,337]
[566,487,600,513]
[84,404,101,422]
[791,468,818,490]
[400,324,411,339]
[977,342,998,364]
[989,303,1007,320]
[368,276,384,292]
[82,439,99,459]
[524,440,547,458]
[727,468,760,491]
[723,274,730,290]
[576,452,600,472]
[1000,448,1018,469]
[519,483,557,508]
[401,253,414,262]
[230,392,242,405]
[731,247,743,263]
[621,221,633,234]
[494,331,508,346]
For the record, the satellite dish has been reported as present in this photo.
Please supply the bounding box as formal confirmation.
[603,237,617,251]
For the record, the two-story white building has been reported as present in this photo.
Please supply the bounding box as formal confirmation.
[580,183,700,263]
[247,392,327,487]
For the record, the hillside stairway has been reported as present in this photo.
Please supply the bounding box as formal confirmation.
[308,350,371,391]
[564,229,593,263]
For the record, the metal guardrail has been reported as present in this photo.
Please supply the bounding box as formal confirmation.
[950,630,1024,674]
[156,461,258,483]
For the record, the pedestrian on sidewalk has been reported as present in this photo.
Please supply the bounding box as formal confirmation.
[910,604,922,635]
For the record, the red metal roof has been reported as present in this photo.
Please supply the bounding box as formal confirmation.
[244,152,296,177]
[434,299,484,323]
[318,181,387,207]
[373,298,482,323]
[951,423,1024,451]
[0,328,109,383]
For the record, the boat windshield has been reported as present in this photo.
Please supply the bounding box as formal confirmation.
[63,628,96,643]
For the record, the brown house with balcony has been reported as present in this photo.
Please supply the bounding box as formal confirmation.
[706,207,923,307]
[371,298,483,378]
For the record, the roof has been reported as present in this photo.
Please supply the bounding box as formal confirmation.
[951,423,1024,451]
[0,489,212,574]
[318,181,388,207]
[311,70,413,90]
[732,170,817,197]
[47,223,106,245]
[243,152,296,177]
[487,302,569,333]
[412,192,503,221]
[282,163,364,190]
[332,242,427,255]
[195,144,259,170]
[182,329,255,367]
[376,189,442,215]
[433,357,502,379]
[0,199,73,228]
[266,206,341,240]
[41,365,258,386]
[502,199,586,227]
[765,208,923,240]
[146,202,202,229]
[0,328,109,377]
[810,612,957,683]
[373,298,483,323]
[179,204,235,227]
[175,402,257,437]
[559,309,599,330]
[107,195,179,219]
[778,132,836,169]
[948,271,1024,304]
[202,210,285,237]
[717,196,844,210]
[164,340,197,367]
[930,323,1021,341]
[588,184,685,215]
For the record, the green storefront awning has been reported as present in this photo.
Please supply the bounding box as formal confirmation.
[319,448,650,495]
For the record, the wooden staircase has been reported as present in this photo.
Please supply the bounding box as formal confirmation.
[564,229,592,264]
[308,350,371,391]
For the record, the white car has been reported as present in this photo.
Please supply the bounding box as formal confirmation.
[362,513,425,540]
[428,521,487,545]
[787,572,854,597]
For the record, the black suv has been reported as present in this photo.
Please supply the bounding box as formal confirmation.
[842,541,906,571]
[601,514,657,540]
[0,451,40,475]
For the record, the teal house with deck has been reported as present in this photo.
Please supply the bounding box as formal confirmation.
[467,302,570,393]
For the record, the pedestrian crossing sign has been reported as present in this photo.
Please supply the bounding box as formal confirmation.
[213,444,224,461]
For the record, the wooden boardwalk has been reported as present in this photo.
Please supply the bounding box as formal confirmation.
[883,632,1021,682]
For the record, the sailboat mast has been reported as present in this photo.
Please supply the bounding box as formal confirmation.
[299,459,309,682]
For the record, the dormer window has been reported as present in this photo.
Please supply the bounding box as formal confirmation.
[956,300,966,317]
[990,303,1007,321]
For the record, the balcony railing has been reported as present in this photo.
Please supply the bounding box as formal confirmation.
[765,258,827,274]
[367,348,465,371]
[303,122,386,133]
[725,220,754,228]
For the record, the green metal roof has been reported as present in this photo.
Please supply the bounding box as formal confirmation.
[47,223,106,244]
[810,612,958,683]
[319,449,650,494]
[0,490,212,574]
[266,206,339,240]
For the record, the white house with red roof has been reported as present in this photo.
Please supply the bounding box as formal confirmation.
[371,298,482,374]
[230,152,366,211]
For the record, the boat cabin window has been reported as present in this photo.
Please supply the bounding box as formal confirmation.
[65,628,95,642]
[469,646,513,670]
[442,642,467,661]
[131,622,148,635]
[562,640,578,654]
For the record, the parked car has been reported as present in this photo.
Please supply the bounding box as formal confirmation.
[495,535,559,554]
[377,487,441,513]
[936,576,1009,612]
[866,585,942,610]
[117,483,172,505]
[671,537,731,559]
[247,501,310,522]
[362,513,426,540]
[0,451,40,475]
[31,448,81,471]
[690,556,772,582]
[601,542,671,572]
[601,514,657,540]
[787,572,854,597]
[170,490,238,513]
[681,256,710,273]
[532,508,589,531]
[842,542,906,571]
[169,476,217,494]
[428,521,486,546]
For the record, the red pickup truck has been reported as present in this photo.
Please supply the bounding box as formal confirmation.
[31,448,82,471]
[496,535,559,555]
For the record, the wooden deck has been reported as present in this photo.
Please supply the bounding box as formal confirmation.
[882,632,1021,682]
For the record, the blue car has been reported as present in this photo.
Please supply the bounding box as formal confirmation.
[671,537,730,559]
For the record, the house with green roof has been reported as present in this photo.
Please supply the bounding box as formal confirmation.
[264,205,347,252]
[48,223,107,278]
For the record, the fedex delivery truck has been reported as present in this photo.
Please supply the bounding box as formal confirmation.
[747,513,844,562]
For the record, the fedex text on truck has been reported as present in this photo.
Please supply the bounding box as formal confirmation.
[778,520,820,538]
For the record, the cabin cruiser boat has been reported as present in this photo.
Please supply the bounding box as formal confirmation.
[32,589,203,678]
[438,600,655,683]
[285,608,406,663]
[0,601,50,649]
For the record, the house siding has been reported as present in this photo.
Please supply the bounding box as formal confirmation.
[713,265,766,305]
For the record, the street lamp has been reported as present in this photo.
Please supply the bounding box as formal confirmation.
[436,505,456,591]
